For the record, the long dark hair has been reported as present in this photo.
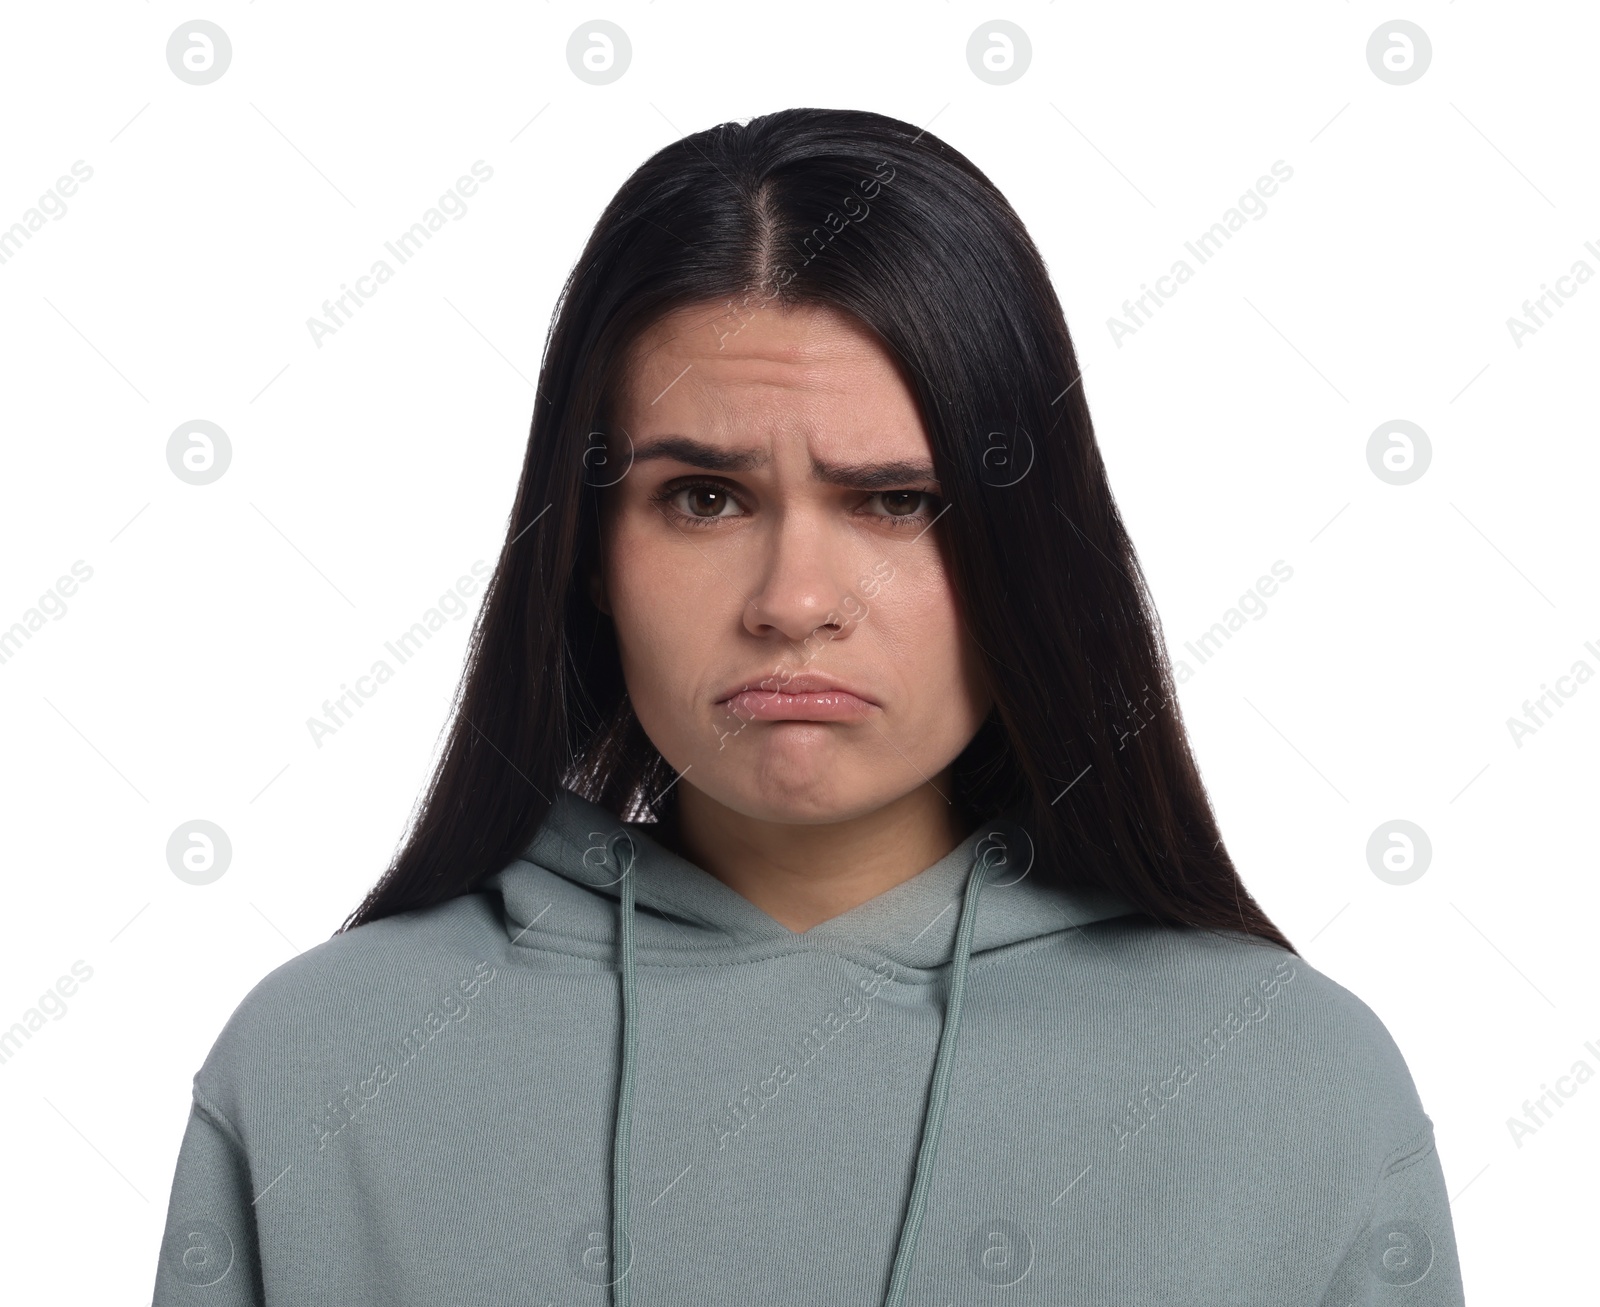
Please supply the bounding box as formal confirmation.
[340,107,1294,955]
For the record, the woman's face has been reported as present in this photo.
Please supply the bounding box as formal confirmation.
[594,299,993,825]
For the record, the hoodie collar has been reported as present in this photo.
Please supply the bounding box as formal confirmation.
[488,786,1136,972]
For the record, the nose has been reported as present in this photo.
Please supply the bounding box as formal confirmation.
[741,508,858,647]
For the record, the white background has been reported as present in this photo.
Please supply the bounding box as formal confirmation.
[1,2,1595,1301]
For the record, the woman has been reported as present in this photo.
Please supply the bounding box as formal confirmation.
[154,109,1463,1305]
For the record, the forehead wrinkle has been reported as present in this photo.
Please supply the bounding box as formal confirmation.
[621,307,932,485]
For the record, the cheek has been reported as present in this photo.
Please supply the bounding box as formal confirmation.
[603,520,720,689]
[872,565,989,719]
[607,536,666,651]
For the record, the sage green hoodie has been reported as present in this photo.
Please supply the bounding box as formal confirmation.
[153,786,1464,1305]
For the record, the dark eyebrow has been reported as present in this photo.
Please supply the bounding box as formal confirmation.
[630,435,938,489]
[632,436,765,473]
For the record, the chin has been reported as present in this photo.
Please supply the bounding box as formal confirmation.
[705,752,887,827]
[730,787,882,827]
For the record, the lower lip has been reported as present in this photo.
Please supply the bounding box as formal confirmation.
[720,689,878,722]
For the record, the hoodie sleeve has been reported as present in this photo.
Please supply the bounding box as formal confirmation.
[152,1091,266,1307]
[1315,1120,1465,1306]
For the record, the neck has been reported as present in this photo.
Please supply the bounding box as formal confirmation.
[658,777,971,933]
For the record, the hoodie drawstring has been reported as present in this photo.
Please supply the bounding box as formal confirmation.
[605,829,1000,1307]
[609,832,640,1306]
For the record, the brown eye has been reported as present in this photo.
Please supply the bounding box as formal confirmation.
[685,486,732,517]
[861,489,942,530]
[659,482,746,523]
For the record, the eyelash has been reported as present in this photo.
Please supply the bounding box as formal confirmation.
[650,479,942,531]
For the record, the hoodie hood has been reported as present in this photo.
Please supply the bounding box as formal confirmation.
[485,786,1140,1307]
[488,786,1139,972]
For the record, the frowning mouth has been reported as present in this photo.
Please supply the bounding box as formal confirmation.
[715,674,880,723]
